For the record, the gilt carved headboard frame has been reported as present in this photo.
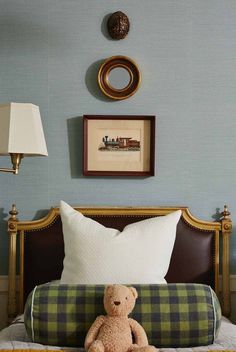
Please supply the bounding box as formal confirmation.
[7,204,232,322]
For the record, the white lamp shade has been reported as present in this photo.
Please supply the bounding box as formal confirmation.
[0,103,48,156]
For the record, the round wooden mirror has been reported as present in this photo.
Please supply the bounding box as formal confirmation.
[98,56,141,100]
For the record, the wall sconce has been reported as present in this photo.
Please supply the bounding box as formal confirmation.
[0,103,48,174]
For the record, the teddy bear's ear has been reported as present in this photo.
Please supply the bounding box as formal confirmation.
[130,286,138,299]
[104,285,113,295]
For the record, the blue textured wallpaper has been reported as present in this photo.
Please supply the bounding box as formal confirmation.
[0,0,235,274]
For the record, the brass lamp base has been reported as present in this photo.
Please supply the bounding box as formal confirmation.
[0,153,24,174]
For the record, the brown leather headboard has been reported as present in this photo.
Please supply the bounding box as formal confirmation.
[7,205,232,320]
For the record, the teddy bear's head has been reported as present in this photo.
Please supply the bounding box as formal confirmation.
[103,284,138,317]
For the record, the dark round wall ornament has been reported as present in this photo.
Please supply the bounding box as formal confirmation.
[107,11,130,40]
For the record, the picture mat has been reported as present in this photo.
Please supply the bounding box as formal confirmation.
[87,119,151,172]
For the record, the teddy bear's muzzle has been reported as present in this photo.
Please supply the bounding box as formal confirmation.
[114,301,121,306]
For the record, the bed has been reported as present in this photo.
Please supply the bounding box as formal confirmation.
[0,203,235,351]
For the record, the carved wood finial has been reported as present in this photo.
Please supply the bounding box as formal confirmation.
[8,204,19,232]
[9,204,18,221]
[221,204,230,220]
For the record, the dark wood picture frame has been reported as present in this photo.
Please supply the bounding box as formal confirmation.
[83,115,155,176]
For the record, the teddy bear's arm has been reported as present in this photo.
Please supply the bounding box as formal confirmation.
[84,315,105,350]
[128,318,148,347]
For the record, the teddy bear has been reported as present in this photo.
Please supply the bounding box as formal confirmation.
[84,284,156,352]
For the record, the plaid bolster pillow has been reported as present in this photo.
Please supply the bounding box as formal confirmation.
[24,283,221,348]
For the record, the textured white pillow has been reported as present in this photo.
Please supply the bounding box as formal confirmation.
[60,201,181,285]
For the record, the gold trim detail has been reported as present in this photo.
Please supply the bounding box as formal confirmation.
[7,204,19,323]
[15,206,221,231]
[98,56,141,100]
[221,205,232,317]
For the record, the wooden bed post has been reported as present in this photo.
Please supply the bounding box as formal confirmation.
[221,205,232,317]
[7,204,18,323]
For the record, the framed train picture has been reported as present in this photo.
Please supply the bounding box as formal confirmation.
[83,115,155,176]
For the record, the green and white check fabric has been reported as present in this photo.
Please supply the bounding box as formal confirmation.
[24,283,221,348]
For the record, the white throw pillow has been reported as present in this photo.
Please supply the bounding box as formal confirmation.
[60,201,181,285]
